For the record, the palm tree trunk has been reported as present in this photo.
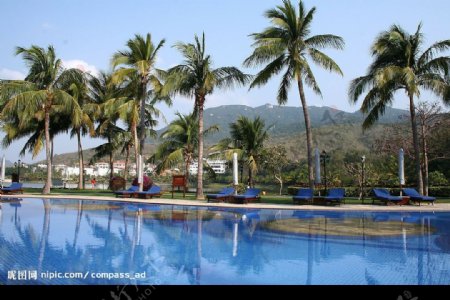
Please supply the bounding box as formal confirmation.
[109,150,114,182]
[131,121,140,189]
[196,98,205,200]
[420,122,429,196]
[185,159,190,188]
[76,129,84,189]
[139,95,146,156]
[248,168,253,188]
[43,109,52,194]
[108,135,114,181]
[409,94,424,194]
[297,79,314,193]
[139,85,146,192]
[124,145,130,182]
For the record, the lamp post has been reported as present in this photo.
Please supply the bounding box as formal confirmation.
[14,159,24,182]
[360,155,366,202]
[320,151,330,194]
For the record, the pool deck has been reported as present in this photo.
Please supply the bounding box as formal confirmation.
[6,193,450,212]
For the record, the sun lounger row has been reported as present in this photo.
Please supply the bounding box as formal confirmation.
[114,185,162,199]
[293,188,345,205]
[206,187,261,204]
[0,182,23,194]
[113,184,435,206]
[372,188,435,206]
[292,187,435,206]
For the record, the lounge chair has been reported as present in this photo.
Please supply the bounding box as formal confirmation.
[323,188,345,205]
[135,185,162,199]
[292,188,313,204]
[206,187,235,203]
[372,188,405,205]
[0,182,23,194]
[232,188,261,204]
[114,185,139,198]
[403,188,436,206]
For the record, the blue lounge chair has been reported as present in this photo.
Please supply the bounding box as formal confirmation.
[324,188,345,205]
[292,188,313,204]
[206,187,235,203]
[114,185,139,198]
[0,182,23,194]
[372,188,404,205]
[403,188,436,206]
[136,185,162,199]
[233,188,261,204]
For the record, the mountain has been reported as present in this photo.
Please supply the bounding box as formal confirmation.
[151,104,409,144]
[47,104,409,165]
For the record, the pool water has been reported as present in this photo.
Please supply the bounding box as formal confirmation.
[0,198,449,285]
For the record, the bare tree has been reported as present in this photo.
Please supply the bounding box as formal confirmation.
[417,101,443,195]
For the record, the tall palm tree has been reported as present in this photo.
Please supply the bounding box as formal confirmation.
[244,0,344,192]
[111,33,169,191]
[165,33,251,199]
[89,72,127,182]
[66,74,96,189]
[152,112,218,183]
[213,116,270,187]
[349,24,450,194]
[0,45,82,194]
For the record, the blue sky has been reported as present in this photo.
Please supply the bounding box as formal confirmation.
[1,0,450,163]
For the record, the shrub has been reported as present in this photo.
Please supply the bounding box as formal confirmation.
[429,171,448,186]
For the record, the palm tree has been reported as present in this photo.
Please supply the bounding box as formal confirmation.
[66,74,96,189]
[244,0,344,192]
[349,24,450,194]
[152,112,218,183]
[0,45,82,194]
[111,33,170,191]
[213,116,270,187]
[165,33,251,199]
[89,72,128,182]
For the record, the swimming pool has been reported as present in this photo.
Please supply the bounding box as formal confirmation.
[0,198,449,285]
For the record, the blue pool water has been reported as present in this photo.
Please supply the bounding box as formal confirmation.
[0,198,449,285]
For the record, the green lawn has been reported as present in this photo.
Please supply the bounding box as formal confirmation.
[21,187,450,204]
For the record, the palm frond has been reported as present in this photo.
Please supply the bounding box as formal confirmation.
[305,34,345,50]
[249,54,286,89]
[308,48,343,75]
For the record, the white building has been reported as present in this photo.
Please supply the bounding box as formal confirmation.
[94,162,110,176]
[189,159,227,175]
[113,160,126,170]
[208,159,227,174]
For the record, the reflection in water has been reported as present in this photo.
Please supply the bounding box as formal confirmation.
[38,199,51,274]
[0,199,449,285]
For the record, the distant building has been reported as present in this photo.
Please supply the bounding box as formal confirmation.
[189,159,227,175]
[94,162,110,176]
[113,160,126,170]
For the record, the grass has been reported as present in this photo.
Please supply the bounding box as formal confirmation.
[21,187,450,204]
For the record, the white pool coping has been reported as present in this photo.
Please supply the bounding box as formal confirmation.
[6,193,450,212]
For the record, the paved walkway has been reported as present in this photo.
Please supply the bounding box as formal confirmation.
[10,193,450,212]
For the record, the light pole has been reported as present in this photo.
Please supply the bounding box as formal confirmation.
[320,151,330,195]
[14,159,24,182]
[360,155,366,202]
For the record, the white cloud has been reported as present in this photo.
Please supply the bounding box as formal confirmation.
[0,68,25,80]
[62,59,99,77]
